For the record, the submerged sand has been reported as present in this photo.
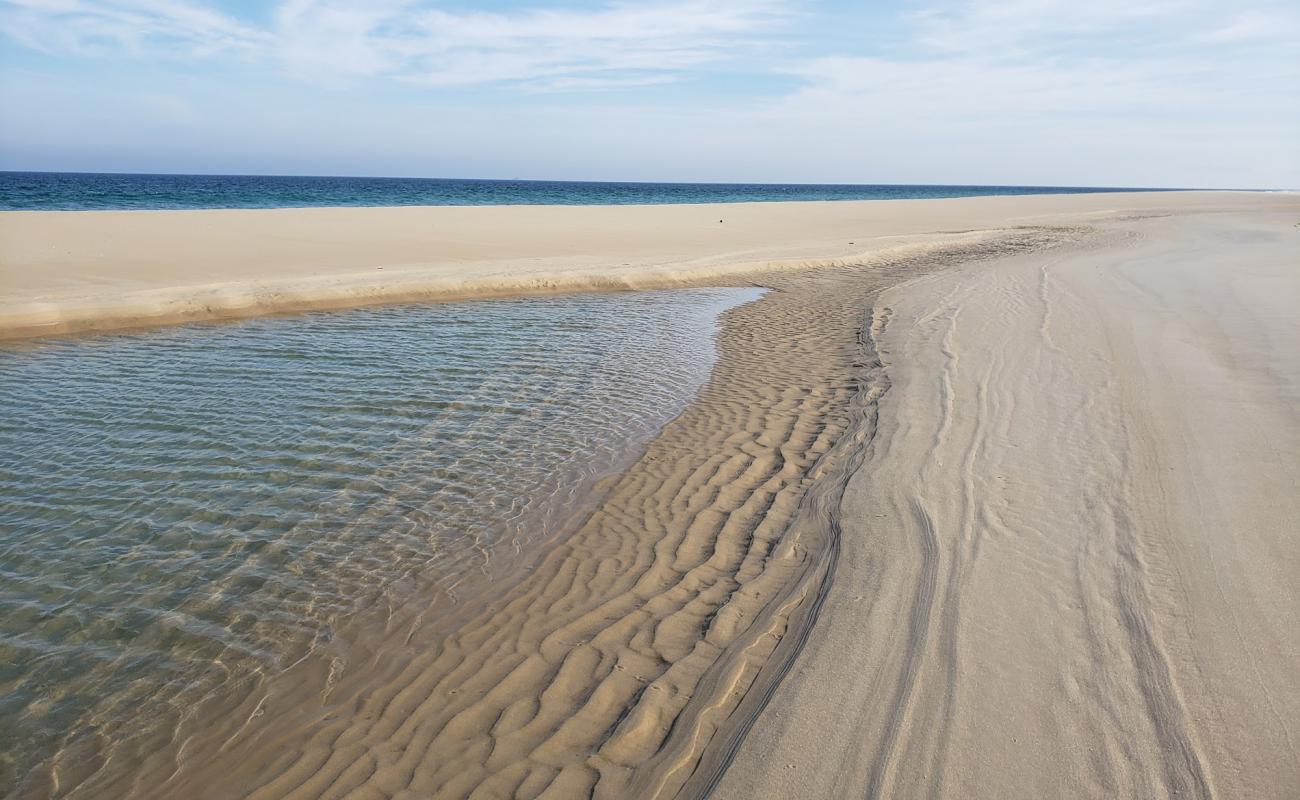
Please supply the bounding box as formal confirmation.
[7,192,1298,799]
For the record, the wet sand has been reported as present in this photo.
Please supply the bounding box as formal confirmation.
[10,192,1298,798]
[39,222,1062,799]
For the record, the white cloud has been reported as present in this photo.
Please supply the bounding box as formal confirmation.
[745,0,1300,187]
[765,0,1296,135]
[0,0,267,56]
[908,0,1208,55]
[0,0,788,88]
[0,0,1296,186]
[279,0,788,87]
[1197,8,1300,43]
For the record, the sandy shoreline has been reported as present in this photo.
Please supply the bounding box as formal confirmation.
[0,191,1273,340]
[11,192,1299,799]
[33,216,1067,800]
[710,203,1300,800]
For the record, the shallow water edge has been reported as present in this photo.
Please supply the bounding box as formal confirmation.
[0,287,763,796]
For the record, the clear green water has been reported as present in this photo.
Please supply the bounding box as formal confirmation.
[0,288,761,792]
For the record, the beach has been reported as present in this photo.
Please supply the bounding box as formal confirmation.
[3,191,1297,799]
[0,191,1270,340]
[708,203,1300,800]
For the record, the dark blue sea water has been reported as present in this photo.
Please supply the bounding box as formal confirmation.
[0,171,1173,211]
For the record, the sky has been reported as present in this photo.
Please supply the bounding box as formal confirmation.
[0,0,1297,188]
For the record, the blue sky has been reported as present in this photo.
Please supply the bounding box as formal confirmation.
[1,0,1297,187]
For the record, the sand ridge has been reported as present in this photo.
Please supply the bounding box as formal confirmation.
[0,191,1274,340]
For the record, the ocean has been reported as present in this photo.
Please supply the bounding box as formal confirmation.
[0,171,1173,211]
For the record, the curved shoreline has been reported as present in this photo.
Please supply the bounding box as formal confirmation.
[0,239,976,341]
[33,225,1072,798]
[0,192,1264,341]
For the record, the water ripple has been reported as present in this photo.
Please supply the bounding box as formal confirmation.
[0,288,761,791]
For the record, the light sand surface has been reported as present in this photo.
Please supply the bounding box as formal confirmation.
[11,193,1299,799]
[0,191,1281,339]
[708,208,1300,799]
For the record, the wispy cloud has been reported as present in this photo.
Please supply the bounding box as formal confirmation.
[1,0,1296,186]
[1,0,788,89]
[1196,8,1300,44]
[940,0,1296,54]
[402,1,785,88]
[780,0,1298,119]
[907,0,1205,55]
[1,0,267,57]
[744,0,1299,187]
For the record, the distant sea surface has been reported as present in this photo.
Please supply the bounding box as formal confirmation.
[0,171,1175,211]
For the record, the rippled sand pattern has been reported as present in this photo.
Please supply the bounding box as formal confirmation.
[0,289,757,797]
[130,230,1060,800]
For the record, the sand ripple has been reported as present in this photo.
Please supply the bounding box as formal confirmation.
[96,229,1060,800]
[0,290,757,797]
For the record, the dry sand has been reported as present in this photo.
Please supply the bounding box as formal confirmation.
[0,191,1280,340]
[707,204,1300,800]
[8,192,1298,799]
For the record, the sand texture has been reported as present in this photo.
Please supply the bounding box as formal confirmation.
[0,191,1278,340]
[35,220,1060,800]
[10,192,1298,799]
[709,207,1300,799]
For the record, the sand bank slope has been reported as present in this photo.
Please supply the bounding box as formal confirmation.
[710,208,1300,799]
[0,192,1284,339]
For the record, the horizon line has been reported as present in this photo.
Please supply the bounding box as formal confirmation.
[0,170,1214,192]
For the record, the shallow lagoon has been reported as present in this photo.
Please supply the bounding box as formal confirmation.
[0,287,761,790]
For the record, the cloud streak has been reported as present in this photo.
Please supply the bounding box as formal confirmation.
[1,0,788,89]
[1,0,267,57]
[0,0,1296,186]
